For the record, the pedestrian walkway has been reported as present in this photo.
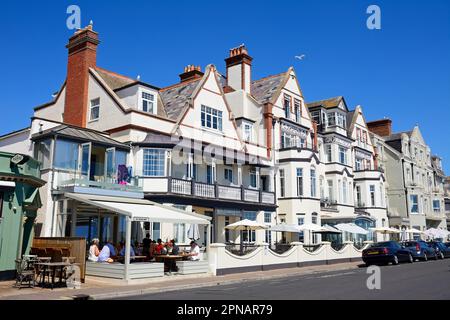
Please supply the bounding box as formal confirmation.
[0,262,361,300]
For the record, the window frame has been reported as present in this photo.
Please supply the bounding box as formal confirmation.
[141,91,156,114]
[296,168,303,197]
[89,98,100,121]
[142,148,166,177]
[201,105,223,131]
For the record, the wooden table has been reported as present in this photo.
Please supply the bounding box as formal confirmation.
[36,262,79,289]
[154,254,190,272]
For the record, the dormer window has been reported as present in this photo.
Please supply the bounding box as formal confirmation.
[243,122,253,142]
[142,92,155,114]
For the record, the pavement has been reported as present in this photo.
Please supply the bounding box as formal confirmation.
[121,259,450,300]
[0,261,361,300]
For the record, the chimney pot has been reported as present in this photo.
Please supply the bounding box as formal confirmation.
[179,64,204,82]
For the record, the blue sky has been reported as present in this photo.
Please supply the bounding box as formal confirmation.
[1,0,449,172]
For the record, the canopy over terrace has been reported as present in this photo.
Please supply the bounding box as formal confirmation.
[64,193,211,280]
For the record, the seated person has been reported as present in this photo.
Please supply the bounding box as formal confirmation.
[88,238,100,262]
[169,239,180,255]
[188,241,200,261]
[98,244,114,263]
[142,234,151,257]
[119,241,135,257]
[105,241,116,258]
[155,239,166,255]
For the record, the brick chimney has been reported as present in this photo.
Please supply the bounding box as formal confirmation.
[179,65,204,82]
[367,119,392,137]
[225,45,253,93]
[64,24,100,127]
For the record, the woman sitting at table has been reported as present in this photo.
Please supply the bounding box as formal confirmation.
[168,239,180,255]
[88,238,100,262]
[155,239,166,255]
[98,243,114,263]
[188,241,200,261]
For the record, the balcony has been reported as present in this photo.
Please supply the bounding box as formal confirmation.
[54,170,143,198]
[170,178,275,204]
[320,198,338,212]
[353,170,382,180]
[355,201,366,209]
[138,176,276,206]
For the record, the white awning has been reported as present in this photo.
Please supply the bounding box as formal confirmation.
[65,193,210,225]
[335,223,369,235]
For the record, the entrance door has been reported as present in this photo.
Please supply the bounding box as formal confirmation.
[79,143,91,180]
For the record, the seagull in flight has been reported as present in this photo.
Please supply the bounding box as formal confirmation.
[295,54,306,60]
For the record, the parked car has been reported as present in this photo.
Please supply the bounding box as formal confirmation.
[400,240,438,261]
[428,241,450,259]
[362,241,413,266]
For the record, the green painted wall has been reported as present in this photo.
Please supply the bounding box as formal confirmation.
[0,152,43,278]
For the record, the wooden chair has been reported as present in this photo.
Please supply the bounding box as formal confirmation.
[14,259,35,289]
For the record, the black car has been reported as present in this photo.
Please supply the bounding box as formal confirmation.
[429,241,450,259]
[400,240,438,261]
[362,241,413,266]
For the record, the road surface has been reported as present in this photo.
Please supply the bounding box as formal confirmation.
[120,259,450,300]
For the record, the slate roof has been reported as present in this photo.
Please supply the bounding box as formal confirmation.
[384,131,412,141]
[307,96,344,109]
[159,79,201,121]
[251,73,286,104]
[31,124,129,149]
[94,67,136,90]
[346,110,355,132]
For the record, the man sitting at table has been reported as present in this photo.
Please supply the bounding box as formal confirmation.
[169,239,180,255]
[98,244,114,263]
[188,241,200,261]
[104,240,117,258]
[119,241,135,257]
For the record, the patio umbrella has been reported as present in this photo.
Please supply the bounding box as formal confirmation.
[297,223,328,245]
[335,223,369,235]
[187,224,200,241]
[225,219,268,254]
[370,227,401,241]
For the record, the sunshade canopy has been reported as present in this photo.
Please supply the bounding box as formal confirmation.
[370,227,401,234]
[313,224,342,234]
[297,223,327,232]
[404,228,423,234]
[269,224,301,233]
[335,223,369,235]
[224,219,268,231]
[65,193,210,225]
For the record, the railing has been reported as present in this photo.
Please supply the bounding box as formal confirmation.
[158,177,276,205]
[55,170,142,193]
[244,189,260,203]
[170,178,191,195]
[225,243,258,256]
[194,182,215,198]
[355,202,366,209]
[262,192,275,204]
[320,198,338,210]
[218,185,241,201]
[331,242,346,251]
[303,244,322,253]
[269,244,293,254]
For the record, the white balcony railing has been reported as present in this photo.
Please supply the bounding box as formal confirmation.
[244,189,260,203]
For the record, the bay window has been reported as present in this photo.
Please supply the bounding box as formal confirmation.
[310,169,317,198]
[143,149,166,177]
[339,147,347,165]
[297,168,303,196]
[54,139,79,171]
[410,195,419,213]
